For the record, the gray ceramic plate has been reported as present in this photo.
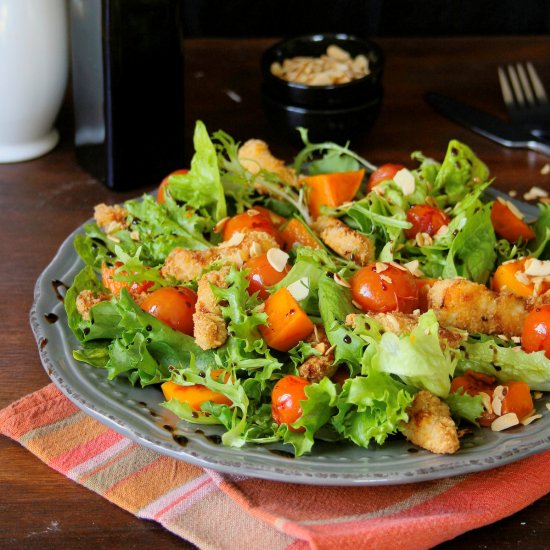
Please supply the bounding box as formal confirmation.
[30,223,550,486]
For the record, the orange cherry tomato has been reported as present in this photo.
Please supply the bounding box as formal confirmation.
[522,305,550,359]
[367,163,406,192]
[404,204,451,239]
[450,370,497,397]
[271,375,310,431]
[157,169,189,204]
[140,287,197,335]
[244,252,290,300]
[492,257,550,298]
[501,381,534,420]
[222,210,284,246]
[101,262,154,296]
[161,370,232,412]
[491,199,536,243]
[350,263,419,313]
[252,205,287,228]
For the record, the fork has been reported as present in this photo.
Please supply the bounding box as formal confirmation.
[498,62,550,136]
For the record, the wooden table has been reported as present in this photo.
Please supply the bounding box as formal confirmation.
[1,36,549,549]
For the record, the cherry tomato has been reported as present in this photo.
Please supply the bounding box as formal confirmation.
[271,375,310,431]
[140,287,197,335]
[350,263,419,313]
[367,163,406,192]
[244,252,290,300]
[222,210,283,246]
[404,204,451,239]
[157,169,189,204]
[522,305,550,359]
[252,205,287,228]
[450,370,497,397]
[101,262,154,296]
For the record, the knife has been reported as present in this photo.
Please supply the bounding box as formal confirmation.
[425,92,550,157]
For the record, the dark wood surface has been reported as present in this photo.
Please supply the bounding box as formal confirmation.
[1,37,549,549]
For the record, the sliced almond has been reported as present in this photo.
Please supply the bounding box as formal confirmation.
[107,234,120,243]
[497,196,524,220]
[491,412,519,431]
[492,385,507,416]
[352,299,362,309]
[508,189,518,197]
[393,168,415,196]
[314,342,327,354]
[415,232,433,247]
[219,232,244,248]
[247,208,260,216]
[403,260,424,278]
[547,403,550,411]
[287,277,309,302]
[511,336,521,344]
[266,248,289,272]
[520,413,542,426]
[333,273,351,288]
[479,392,493,415]
[130,230,140,241]
[541,164,550,175]
[435,224,449,238]
[249,241,263,257]
[213,217,229,234]
[324,343,336,356]
[523,258,550,277]
[375,262,389,273]
[534,391,543,400]
[388,261,407,272]
[524,185,549,200]
[380,274,393,284]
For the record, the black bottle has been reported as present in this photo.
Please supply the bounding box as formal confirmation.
[70,0,184,191]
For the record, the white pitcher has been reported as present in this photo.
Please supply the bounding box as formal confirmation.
[0,0,69,163]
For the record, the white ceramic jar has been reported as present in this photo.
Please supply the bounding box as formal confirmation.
[0,0,69,163]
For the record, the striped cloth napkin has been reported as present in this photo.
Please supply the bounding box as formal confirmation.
[2,384,550,550]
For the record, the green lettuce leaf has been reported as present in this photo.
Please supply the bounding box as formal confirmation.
[445,391,484,426]
[332,371,413,448]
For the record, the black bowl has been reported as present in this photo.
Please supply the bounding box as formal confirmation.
[262,89,382,145]
[261,33,384,109]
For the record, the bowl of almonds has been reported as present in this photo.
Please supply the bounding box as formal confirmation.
[261,33,384,142]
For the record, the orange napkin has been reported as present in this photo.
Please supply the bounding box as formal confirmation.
[2,384,550,550]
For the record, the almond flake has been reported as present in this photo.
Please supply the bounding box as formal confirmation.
[393,168,415,196]
[219,232,244,248]
[315,342,327,354]
[389,261,407,271]
[534,391,543,400]
[253,303,265,313]
[520,413,542,426]
[491,412,519,431]
[403,260,424,278]
[511,336,521,344]
[415,232,433,247]
[352,299,362,309]
[107,235,120,243]
[380,274,393,284]
[523,185,549,200]
[130,230,140,241]
[497,196,524,220]
[324,343,336,356]
[249,241,263,257]
[313,324,319,342]
[287,277,309,301]
[385,314,400,332]
[266,248,289,272]
[492,385,507,416]
[333,273,351,288]
[523,258,550,277]
[213,217,229,233]
[547,403,550,411]
[375,262,389,273]
[541,164,550,175]
[247,209,260,216]
[479,392,493,414]
[508,189,518,197]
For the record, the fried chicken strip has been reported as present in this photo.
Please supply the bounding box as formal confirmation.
[312,216,375,265]
[345,312,465,349]
[238,139,298,187]
[298,325,337,382]
[401,390,460,454]
[428,278,550,337]
[193,267,230,350]
[161,230,279,282]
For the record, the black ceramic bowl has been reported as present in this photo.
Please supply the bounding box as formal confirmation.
[261,33,384,143]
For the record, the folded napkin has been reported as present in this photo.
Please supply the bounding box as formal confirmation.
[2,384,550,550]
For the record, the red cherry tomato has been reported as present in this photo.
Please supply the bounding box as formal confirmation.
[244,252,290,300]
[522,305,550,359]
[404,204,451,239]
[157,169,189,204]
[367,163,406,192]
[140,287,197,335]
[350,263,419,313]
[271,375,310,431]
[222,210,283,246]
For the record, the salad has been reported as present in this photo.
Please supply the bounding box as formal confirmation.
[65,121,550,457]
